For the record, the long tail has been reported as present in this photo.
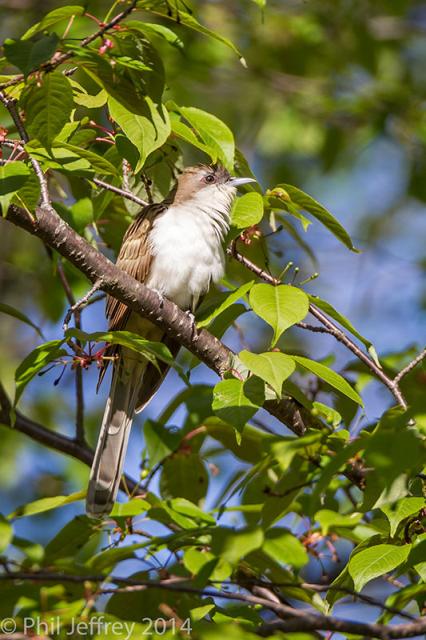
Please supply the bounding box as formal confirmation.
[86,360,143,518]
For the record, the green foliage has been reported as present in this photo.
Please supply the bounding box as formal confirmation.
[348,543,411,592]
[249,284,309,346]
[0,1,425,638]
[0,161,31,213]
[22,72,74,150]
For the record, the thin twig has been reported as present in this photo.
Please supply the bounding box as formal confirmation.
[394,347,426,385]
[297,322,336,335]
[63,280,104,332]
[56,258,85,444]
[0,1,139,91]
[92,178,148,207]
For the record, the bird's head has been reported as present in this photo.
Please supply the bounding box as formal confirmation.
[173,164,256,205]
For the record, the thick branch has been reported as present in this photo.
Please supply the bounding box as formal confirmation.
[4,203,310,436]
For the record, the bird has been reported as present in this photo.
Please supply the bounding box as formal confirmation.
[86,163,255,517]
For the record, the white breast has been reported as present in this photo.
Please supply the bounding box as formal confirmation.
[146,188,233,310]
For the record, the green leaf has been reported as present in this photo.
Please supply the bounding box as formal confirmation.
[88,543,148,572]
[11,171,40,213]
[14,338,67,406]
[146,6,244,62]
[143,420,180,468]
[230,192,264,236]
[58,142,119,176]
[262,527,308,568]
[310,436,367,508]
[23,72,74,150]
[279,184,358,252]
[44,515,97,563]
[168,498,215,525]
[270,432,324,472]
[0,161,31,214]
[309,295,380,365]
[348,543,411,592]
[110,499,151,518]
[69,196,94,231]
[211,526,264,565]
[183,547,231,582]
[196,281,254,328]
[4,33,59,76]
[22,6,85,40]
[0,515,13,553]
[73,88,108,109]
[315,509,363,535]
[205,417,274,464]
[249,284,309,346]
[12,536,44,563]
[126,20,184,50]
[381,497,426,537]
[177,105,235,170]
[212,377,264,431]
[239,350,295,397]
[312,401,342,427]
[292,355,363,406]
[8,490,85,519]
[108,96,170,172]
[169,112,210,156]
[0,303,44,338]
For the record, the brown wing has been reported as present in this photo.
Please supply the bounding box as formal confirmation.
[97,203,166,390]
[106,203,165,332]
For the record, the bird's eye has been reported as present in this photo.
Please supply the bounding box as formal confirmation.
[204,174,216,184]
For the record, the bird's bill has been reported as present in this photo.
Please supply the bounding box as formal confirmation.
[228,176,257,187]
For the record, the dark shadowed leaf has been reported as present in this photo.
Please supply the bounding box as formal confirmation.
[160,453,209,504]
[4,33,59,76]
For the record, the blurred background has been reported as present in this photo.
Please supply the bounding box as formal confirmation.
[0,0,425,577]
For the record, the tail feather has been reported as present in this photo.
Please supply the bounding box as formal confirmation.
[86,361,143,518]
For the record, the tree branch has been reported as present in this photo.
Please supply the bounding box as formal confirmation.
[0,571,424,639]
[0,382,136,493]
[4,202,311,437]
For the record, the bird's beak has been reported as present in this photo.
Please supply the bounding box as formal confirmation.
[228,176,257,187]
